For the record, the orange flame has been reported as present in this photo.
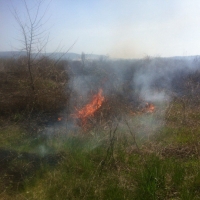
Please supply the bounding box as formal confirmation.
[144,103,155,113]
[58,117,62,121]
[74,89,105,126]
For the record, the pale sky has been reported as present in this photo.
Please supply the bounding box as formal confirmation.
[1,0,200,58]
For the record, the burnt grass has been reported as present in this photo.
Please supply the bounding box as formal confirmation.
[1,56,200,199]
[0,148,64,193]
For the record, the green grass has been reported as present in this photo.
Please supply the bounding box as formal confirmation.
[1,98,200,199]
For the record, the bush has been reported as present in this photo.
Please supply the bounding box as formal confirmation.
[0,57,70,115]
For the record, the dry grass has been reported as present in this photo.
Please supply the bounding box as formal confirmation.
[1,57,200,199]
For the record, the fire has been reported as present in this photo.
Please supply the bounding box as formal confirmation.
[130,102,155,116]
[58,117,62,121]
[144,102,155,113]
[74,89,105,126]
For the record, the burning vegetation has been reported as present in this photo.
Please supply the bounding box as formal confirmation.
[143,103,155,113]
[2,56,200,199]
[74,89,105,127]
[72,91,155,130]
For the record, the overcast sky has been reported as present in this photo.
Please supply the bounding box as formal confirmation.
[1,0,200,58]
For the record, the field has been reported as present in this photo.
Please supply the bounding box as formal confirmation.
[1,56,200,199]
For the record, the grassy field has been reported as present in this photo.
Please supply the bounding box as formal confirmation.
[1,57,200,199]
[1,99,200,200]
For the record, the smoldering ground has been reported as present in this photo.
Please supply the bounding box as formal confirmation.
[10,55,200,156]
[44,56,200,139]
[30,57,200,154]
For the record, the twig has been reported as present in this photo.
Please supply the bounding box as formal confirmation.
[98,122,118,175]
[124,118,139,150]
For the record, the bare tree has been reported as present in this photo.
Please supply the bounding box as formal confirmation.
[12,0,51,91]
